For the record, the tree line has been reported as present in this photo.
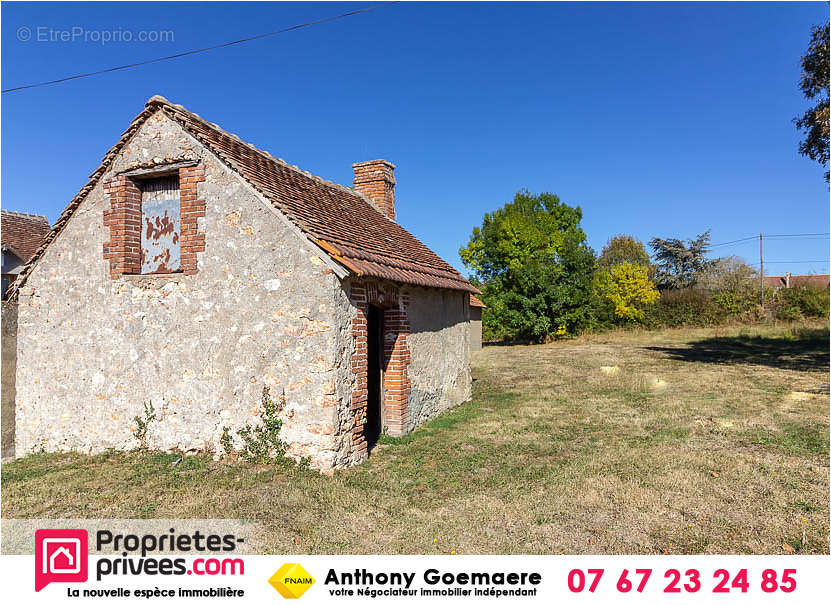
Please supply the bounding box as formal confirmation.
[461,20,829,343]
[460,191,828,343]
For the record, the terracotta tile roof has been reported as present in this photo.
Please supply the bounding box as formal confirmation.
[12,96,477,297]
[469,294,487,308]
[1,210,50,263]
[154,98,477,293]
[764,274,830,289]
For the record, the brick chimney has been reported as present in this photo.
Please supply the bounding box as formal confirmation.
[352,160,396,220]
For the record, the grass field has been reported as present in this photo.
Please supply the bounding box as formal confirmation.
[2,322,828,554]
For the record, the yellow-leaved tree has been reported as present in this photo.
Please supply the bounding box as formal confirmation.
[595,261,659,323]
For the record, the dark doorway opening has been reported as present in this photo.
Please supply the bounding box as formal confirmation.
[365,305,385,450]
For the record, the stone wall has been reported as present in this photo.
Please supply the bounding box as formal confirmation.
[13,109,475,471]
[14,112,353,470]
[469,307,482,351]
[2,301,17,458]
[405,286,471,430]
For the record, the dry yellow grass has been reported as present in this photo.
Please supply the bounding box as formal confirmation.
[2,322,828,554]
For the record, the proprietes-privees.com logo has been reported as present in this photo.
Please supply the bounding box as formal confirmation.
[34,528,245,593]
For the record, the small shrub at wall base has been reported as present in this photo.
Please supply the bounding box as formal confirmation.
[132,401,157,449]
[222,387,309,468]
[220,426,233,456]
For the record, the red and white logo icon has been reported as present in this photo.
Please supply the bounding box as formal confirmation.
[35,529,88,592]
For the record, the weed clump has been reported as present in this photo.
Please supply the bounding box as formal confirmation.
[132,401,157,449]
[221,387,308,468]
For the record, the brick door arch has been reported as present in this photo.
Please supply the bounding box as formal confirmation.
[350,281,410,458]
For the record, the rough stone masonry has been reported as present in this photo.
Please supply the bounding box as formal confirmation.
[12,98,475,471]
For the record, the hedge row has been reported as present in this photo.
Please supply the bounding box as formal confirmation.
[640,285,829,329]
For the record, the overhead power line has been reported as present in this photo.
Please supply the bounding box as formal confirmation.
[710,232,830,248]
[749,260,829,265]
[2,2,398,94]
[765,232,830,238]
[765,235,829,239]
[706,231,830,306]
[765,236,829,242]
[710,236,757,248]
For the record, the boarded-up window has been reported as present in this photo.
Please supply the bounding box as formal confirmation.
[140,176,180,274]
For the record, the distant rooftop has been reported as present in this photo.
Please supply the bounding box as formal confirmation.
[763,274,830,289]
[1,210,51,263]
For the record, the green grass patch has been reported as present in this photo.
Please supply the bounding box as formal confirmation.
[3,322,828,555]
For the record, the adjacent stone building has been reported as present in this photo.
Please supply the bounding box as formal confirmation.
[469,295,486,351]
[9,96,479,470]
[2,210,51,458]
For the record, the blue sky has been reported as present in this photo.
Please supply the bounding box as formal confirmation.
[2,1,828,276]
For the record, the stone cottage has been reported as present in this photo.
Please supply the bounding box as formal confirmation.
[9,96,479,470]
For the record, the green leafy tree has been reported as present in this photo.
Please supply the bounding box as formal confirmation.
[594,262,659,323]
[649,230,715,290]
[597,234,652,270]
[794,22,829,182]
[460,190,595,342]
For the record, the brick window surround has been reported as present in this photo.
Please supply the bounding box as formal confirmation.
[350,281,410,457]
[103,164,205,277]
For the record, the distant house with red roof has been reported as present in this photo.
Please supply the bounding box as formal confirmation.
[1,211,50,300]
[9,96,480,470]
[763,273,830,290]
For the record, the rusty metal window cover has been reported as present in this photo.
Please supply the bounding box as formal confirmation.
[140,176,180,274]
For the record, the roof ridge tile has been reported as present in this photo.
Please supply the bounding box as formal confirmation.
[0,210,49,221]
[153,98,386,212]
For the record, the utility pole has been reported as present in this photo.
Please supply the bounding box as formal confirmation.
[759,233,764,308]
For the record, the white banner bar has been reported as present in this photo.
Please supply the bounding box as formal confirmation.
[1,554,828,604]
